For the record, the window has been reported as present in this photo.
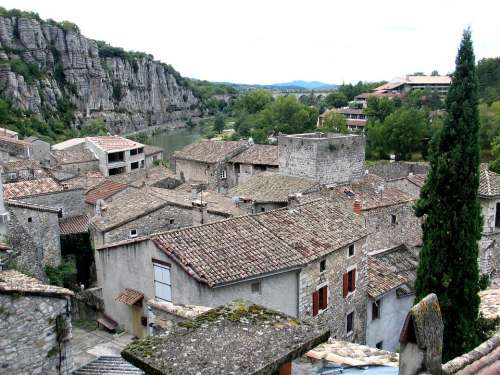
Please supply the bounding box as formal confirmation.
[376,341,383,349]
[153,262,172,302]
[251,281,261,294]
[390,214,397,225]
[234,163,240,173]
[108,151,124,163]
[346,312,354,335]
[220,169,227,179]
[27,217,32,223]
[138,147,144,154]
[129,229,138,238]
[140,160,145,168]
[108,166,125,175]
[348,244,355,257]
[372,300,380,320]
[260,207,266,212]
[496,203,500,228]
[319,259,326,273]
[312,285,328,316]
[130,148,138,156]
[343,269,356,297]
[169,218,175,224]
[131,161,139,170]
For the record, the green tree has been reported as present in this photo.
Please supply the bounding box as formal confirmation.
[414,29,482,361]
[478,101,500,150]
[489,135,500,173]
[477,57,500,104]
[79,118,108,136]
[319,111,348,133]
[365,96,396,122]
[233,90,273,115]
[323,91,348,108]
[214,113,225,133]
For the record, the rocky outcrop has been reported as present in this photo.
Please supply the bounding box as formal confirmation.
[0,15,201,133]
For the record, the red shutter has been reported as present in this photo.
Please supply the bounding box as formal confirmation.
[352,269,356,291]
[312,291,319,316]
[343,273,348,298]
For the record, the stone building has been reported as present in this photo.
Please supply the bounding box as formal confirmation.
[386,173,426,198]
[365,245,418,352]
[228,171,319,213]
[90,185,238,247]
[172,139,248,192]
[226,144,279,187]
[108,165,181,189]
[0,270,74,374]
[278,132,365,185]
[4,177,85,218]
[0,159,47,183]
[0,135,31,161]
[25,136,51,164]
[50,148,100,174]
[6,200,62,279]
[144,144,164,169]
[95,199,368,341]
[84,179,129,214]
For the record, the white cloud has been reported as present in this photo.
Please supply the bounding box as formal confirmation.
[2,0,499,84]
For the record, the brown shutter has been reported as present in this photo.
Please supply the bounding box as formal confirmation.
[343,273,348,298]
[312,291,319,316]
[352,269,356,291]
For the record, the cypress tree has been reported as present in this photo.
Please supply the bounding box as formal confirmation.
[414,29,482,361]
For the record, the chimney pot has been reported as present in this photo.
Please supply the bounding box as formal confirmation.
[353,200,362,215]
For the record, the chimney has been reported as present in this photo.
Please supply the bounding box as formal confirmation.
[234,196,254,215]
[353,200,362,215]
[190,183,201,200]
[287,193,302,209]
[399,293,444,375]
[192,200,207,225]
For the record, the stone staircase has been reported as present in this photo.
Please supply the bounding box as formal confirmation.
[73,356,144,374]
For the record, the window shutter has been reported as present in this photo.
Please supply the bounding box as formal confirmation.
[352,269,356,291]
[323,286,328,309]
[312,291,319,316]
[343,273,348,298]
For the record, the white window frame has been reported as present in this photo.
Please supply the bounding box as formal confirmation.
[153,262,172,303]
[129,229,138,238]
[220,169,227,179]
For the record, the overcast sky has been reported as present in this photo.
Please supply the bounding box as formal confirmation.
[3,0,500,84]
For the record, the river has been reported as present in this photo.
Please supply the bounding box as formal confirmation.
[146,125,204,164]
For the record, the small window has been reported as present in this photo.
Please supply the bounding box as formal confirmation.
[138,147,144,154]
[235,163,240,173]
[129,229,138,238]
[372,300,380,320]
[130,148,138,156]
[346,312,354,335]
[376,341,383,349]
[319,259,326,273]
[131,161,139,170]
[348,244,355,257]
[390,214,397,225]
[27,217,32,223]
[140,160,145,168]
[260,207,266,213]
[251,281,261,294]
[496,203,500,228]
[169,218,175,224]
[220,169,227,179]
[318,285,328,310]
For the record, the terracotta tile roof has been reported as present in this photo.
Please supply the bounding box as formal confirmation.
[306,339,399,367]
[61,171,106,192]
[51,148,98,164]
[1,159,43,173]
[73,356,144,375]
[108,166,177,188]
[86,136,143,151]
[0,270,73,297]
[407,173,426,188]
[406,75,451,85]
[479,164,500,197]
[149,199,367,287]
[442,333,499,375]
[152,215,304,286]
[173,140,247,163]
[116,288,144,305]
[228,172,319,203]
[254,199,368,260]
[144,144,164,156]
[367,257,409,299]
[59,215,89,235]
[85,179,128,204]
[229,144,278,166]
[122,300,329,375]
[329,174,415,210]
[3,177,63,199]
[370,244,418,284]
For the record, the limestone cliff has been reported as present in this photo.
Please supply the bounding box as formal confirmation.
[0,15,201,134]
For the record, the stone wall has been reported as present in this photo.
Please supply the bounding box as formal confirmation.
[175,159,216,188]
[278,133,365,185]
[367,161,429,180]
[18,188,85,218]
[55,160,100,175]
[0,294,73,374]
[31,139,51,163]
[385,178,421,197]
[298,237,368,343]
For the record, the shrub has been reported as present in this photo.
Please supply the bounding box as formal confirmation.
[45,261,76,287]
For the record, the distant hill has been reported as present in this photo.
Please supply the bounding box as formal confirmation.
[270,80,337,90]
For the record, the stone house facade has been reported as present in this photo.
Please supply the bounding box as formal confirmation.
[278,132,365,185]
[6,200,62,279]
[95,199,369,341]
[25,136,51,164]
[172,140,248,192]
[16,187,85,219]
[0,270,74,374]
[50,148,100,174]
